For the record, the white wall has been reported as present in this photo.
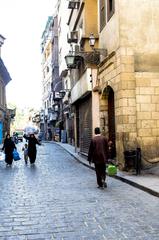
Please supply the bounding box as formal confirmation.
[57,0,70,76]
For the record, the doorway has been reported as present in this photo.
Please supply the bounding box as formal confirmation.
[107,86,116,146]
[101,86,116,156]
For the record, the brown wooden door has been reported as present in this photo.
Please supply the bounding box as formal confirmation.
[79,94,92,154]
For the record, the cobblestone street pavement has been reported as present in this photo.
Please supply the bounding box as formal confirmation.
[0,142,159,240]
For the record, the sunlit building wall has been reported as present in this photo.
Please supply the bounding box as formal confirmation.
[0,34,12,142]
[56,0,72,143]
[41,16,53,139]
[97,0,159,169]
[66,0,99,152]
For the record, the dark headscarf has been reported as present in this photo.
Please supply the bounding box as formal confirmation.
[2,133,16,153]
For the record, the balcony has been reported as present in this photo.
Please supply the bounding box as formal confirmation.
[53,91,63,100]
[67,31,78,43]
[48,112,58,121]
[71,68,92,103]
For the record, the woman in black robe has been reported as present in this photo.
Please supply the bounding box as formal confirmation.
[2,133,16,166]
[23,134,41,164]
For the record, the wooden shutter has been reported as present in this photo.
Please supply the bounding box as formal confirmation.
[100,0,106,31]
[79,95,92,154]
[107,0,115,21]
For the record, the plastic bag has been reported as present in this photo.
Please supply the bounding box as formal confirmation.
[107,164,117,176]
[24,121,39,135]
[0,152,5,161]
[13,149,21,161]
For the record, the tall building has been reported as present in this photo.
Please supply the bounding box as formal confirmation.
[41,11,63,141]
[41,16,55,139]
[96,0,159,168]
[62,0,159,170]
[65,0,99,153]
[56,0,72,144]
[0,34,13,143]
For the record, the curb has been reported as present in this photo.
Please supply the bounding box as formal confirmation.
[55,142,159,198]
[113,175,159,198]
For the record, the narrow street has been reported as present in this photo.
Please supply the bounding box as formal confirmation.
[0,142,159,240]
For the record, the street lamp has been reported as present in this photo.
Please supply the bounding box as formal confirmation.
[65,33,108,68]
[89,33,96,48]
[89,33,108,56]
[65,51,76,68]
[59,89,71,99]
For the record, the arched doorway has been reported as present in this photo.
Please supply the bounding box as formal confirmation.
[107,86,116,155]
[101,86,116,156]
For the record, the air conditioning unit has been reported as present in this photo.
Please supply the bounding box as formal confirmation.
[67,31,78,43]
[68,0,80,9]
[53,91,61,100]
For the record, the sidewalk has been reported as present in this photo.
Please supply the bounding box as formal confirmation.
[55,142,159,198]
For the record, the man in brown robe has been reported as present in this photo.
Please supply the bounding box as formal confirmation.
[88,127,108,188]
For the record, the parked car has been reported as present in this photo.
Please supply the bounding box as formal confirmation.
[14,130,24,142]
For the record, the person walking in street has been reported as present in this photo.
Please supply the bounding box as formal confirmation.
[48,128,52,141]
[23,133,41,165]
[13,132,18,144]
[2,133,16,166]
[22,143,28,164]
[88,127,108,189]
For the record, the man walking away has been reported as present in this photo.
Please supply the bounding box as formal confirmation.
[88,127,108,189]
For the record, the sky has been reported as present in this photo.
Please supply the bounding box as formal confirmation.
[0,0,57,109]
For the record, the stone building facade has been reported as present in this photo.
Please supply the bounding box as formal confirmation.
[0,34,12,143]
[97,0,159,168]
[66,0,100,154]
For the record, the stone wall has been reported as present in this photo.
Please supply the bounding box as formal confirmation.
[136,72,159,166]
[98,48,136,168]
[98,47,159,169]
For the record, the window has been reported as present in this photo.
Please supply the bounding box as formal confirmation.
[59,47,62,65]
[2,86,4,106]
[0,84,5,106]
[43,71,45,79]
[99,0,106,32]
[65,80,68,90]
[107,0,115,21]
[47,66,49,73]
